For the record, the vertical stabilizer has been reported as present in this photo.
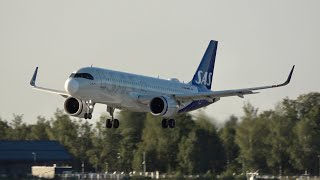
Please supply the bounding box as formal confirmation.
[191,40,218,90]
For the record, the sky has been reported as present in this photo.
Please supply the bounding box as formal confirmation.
[0,0,319,124]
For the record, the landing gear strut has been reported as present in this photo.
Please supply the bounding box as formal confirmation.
[162,119,175,128]
[84,100,95,119]
[106,106,119,129]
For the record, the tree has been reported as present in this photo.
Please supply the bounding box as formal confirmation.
[289,93,320,174]
[76,120,94,172]
[219,115,240,173]
[178,115,226,174]
[134,114,174,172]
[87,115,121,172]
[0,92,318,176]
[0,118,10,140]
[117,111,146,172]
[29,116,51,140]
[8,114,32,140]
[134,113,195,173]
[235,103,271,173]
[47,110,81,170]
[178,130,197,174]
[266,108,296,175]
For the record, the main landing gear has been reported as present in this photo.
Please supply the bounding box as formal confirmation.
[162,119,175,128]
[84,100,94,119]
[106,106,119,129]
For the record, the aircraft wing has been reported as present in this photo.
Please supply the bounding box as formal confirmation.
[30,67,70,98]
[174,65,295,102]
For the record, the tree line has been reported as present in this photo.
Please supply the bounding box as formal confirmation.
[0,92,319,178]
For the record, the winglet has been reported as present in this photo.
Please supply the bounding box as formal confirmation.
[30,67,38,86]
[273,65,295,87]
[285,65,295,85]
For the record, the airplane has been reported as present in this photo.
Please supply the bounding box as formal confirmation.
[30,40,295,129]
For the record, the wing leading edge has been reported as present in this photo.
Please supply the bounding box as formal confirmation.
[175,65,295,101]
[30,67,69,98]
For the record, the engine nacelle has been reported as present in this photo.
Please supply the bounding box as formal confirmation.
[64,97,88,118]
[149,96,178,117]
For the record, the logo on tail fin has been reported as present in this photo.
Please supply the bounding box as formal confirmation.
[195,71,213,86]
[191,40,218,90]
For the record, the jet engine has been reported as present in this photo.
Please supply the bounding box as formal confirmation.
[149,96,178,117]
[64,97,88,118]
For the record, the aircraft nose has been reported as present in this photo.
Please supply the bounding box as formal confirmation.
[65,78,79,94]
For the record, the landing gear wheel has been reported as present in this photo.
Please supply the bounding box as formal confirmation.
[106,119,112,128]
[106,106,119,129]
[84,100,95,120]
[113,119,119,128]
[168,119,175,128]
[162,119,168,128]
[84,113,92,120]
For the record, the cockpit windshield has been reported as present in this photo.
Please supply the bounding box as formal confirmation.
[69,73,94,80]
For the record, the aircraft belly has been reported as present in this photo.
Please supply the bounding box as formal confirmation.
[89,85,150,112]
[122,101,150,112]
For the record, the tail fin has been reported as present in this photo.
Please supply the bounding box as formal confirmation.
[191,40,218,90]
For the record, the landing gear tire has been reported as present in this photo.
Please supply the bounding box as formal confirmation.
[162,119,168,128]
[113,119,119,128]
[162,119,175,128]
[168,119,175,128]
[106,119,113,128]
[84,113,92,120]
[106,106,119,129]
